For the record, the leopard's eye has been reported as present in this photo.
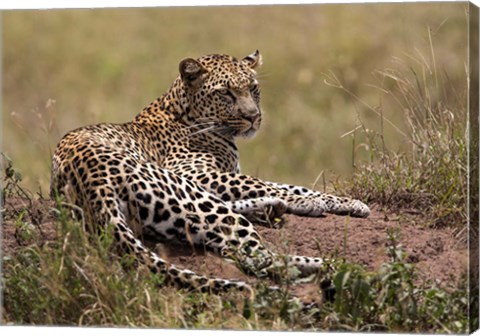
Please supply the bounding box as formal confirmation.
[217,88,229,96]
[216,88,236,101]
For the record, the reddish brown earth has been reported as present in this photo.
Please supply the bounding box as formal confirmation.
[2,197,467,301]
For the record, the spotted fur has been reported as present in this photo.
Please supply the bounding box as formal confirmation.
[51,51,370,295]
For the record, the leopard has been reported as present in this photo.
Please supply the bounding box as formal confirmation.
[50,50,370,297]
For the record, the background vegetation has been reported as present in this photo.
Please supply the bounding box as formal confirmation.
[3,3,468,192]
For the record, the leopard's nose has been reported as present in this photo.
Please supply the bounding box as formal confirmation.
[243,111,260,124]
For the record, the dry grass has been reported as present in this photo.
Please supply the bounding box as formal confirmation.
[330,44,468,232]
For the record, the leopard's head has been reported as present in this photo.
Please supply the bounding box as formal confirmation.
[178,51,262,138]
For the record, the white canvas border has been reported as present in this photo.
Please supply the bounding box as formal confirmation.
[1,1,478,336]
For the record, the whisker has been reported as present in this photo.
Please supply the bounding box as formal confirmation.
[182,116,223,130]
[255,70,271,80]
[182,125,219,139]
[183,121,216,130]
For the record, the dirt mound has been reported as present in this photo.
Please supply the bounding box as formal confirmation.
[2,197,467,296]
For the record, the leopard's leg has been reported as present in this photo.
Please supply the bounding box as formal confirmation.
[225,197,287,216]
[58,150,254,296]
[173,170,328,217]
[121,163,328,281]
[263,182,370,218]
[173,164,369,217]
[224,197,288,225]
[80,185,253,296]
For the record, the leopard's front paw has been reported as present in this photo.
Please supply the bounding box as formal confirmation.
[348,200,370,218]
[326,196,370,218]
[287,195,327,217]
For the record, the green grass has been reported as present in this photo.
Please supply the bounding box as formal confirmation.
[3,221,249,327]
[1,195,471,332]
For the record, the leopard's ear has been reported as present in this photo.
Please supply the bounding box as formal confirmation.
[242,50,262,69]
[179,58,208,88]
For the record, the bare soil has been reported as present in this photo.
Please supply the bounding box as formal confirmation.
[2,197,467,301]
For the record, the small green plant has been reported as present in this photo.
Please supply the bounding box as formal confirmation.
[2,153,28,200]
[372,229,418,329]
[13,210,38,246]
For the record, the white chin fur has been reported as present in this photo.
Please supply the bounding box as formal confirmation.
[240,127,258,138]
